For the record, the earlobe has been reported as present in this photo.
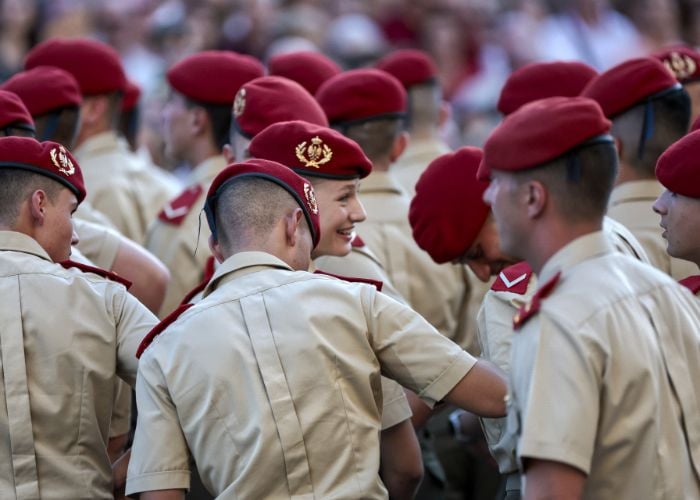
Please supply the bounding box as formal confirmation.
[390,132,409,162]
[208,235,225,263]
[526,182,546,219]
[29,190,47,224]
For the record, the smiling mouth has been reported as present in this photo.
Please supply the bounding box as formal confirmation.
[337,227,355,238]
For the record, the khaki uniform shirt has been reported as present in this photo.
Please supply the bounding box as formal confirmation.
[391,137,451,196]
[127,251,475,498]
[0,231,156,499]
[509,232,700,499]
[608,180,698,279]
[145,155,227,317]
[73,218,121,271]
[358,171,473,350]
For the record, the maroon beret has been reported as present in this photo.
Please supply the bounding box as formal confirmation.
[316,68,406,125]
[122,80,141,112]
[409,147,489,264]
[479,96,612,179]
[204,158,321,248]
[581,57,680,118]
[655,129,700,197]
[0,90,35,130]
[497,61,598,115]
[1,66,81,116]
[0,137,85,202]
[167,51,264,105]
[268,51,341,95]
[653,45,700,84]
[375,49,439,88]
[248,120,372,179]
[232,76,328,138]
[25,38,126,96]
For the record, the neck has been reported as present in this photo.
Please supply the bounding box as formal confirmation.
[75,123,111,148]
[615,160,653,187]
[524,218,602,275]
[188,139,221,169]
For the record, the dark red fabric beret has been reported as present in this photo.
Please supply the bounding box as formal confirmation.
[653,45,700,84]
[233,76,328,138]
[581,57,680,118]
[268,51,341,95]
[375,49,439,88]
[122,80,141,112]
[655,129,700,197]
[497,61,598,115]
[409,147,489,264]
[479,96,611,179]
[248,120,372,179]
[2,66,81,116]
[316,68,406,125]
[0,137,85,202]
[0,90,35,129]
[25,38,126,96]
[204,158,321,248]
[168,50,264,105]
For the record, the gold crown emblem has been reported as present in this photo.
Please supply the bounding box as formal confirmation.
[295,136,333,169]
[50,145,75,176]
[304,182,319,214]
[233,88,246,117]
[665,51,697,80]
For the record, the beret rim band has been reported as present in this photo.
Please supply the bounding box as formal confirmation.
[330,111,407,129]
[609,83,684,119]
[291,168,364,181]
[0,160,83,200]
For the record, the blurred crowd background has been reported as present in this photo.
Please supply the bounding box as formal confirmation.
[2,0,698,170]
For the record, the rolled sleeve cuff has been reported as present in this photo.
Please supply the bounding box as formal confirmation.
[381,392,412,430]
[518,438,591,476]
[125,470,190,496]
[418,351,477,407]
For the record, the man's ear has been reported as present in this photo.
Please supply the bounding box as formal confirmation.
[284,208,305,246]
[389,131,409,162]
[29,189,48,224]
[525,180,547,219]
[208,234,225,263]
[222,143,235,164]
[79,96,108,128]
[190,106,209,136]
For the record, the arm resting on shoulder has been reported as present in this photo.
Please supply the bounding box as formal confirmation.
[380,418,423,499]
[112,237,170,314]
[444,360,507,418]
[523,458,585,500]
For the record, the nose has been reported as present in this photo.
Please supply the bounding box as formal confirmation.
[652,190,670,215]
[351,197,367,223]
[71,227,80,246]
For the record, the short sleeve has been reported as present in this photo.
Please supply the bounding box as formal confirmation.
[113,289,158,386]
[380,377,412,430]
[74,219,121,270]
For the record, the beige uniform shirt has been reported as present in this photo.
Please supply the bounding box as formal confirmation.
[73,218,122,271]
[127,251,475,498]
[509,232,700,499]
[391,137,451,196]
[358,171,473,350]
[608,179,698,279]
[145,155,227,317]
[0,231,156,499]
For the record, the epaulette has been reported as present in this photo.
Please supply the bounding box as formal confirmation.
[513,271,561,330]
[180,256,217,306]
[157,185,204,225]
[60,260,132,289]
[351,234,365,248]
[313,270,383,291]
[491,261,532,295]
[136,303,194,359]
[679,275,700,295]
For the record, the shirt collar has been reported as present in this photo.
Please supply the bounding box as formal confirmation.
[361,170,406,196]
[203,251,293,297]
[0,231,53,262]
[73,131,120,160]
[609,180,664,207]
[539,230,614,284]
[190,155,227,187]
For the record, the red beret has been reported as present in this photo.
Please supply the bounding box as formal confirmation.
[122,80,141,112]
[497,61,598,115]
[1,66,81,116]
[375,49,439,89]
[25,38,126,96]
[479,96,612,179]
[0,90,35,130]
[409,147,489,264]
[653,45,700,84]
[248,120,372,179]
[232,76,328,138]
[167,51,264,105]
[581,57,680,118]
[268,51,341,95]
[0,137,85,202]
[204,158,320,248]
[316,68,406,125]
[655,129,700,197]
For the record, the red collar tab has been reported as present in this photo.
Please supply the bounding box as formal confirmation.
[180,256,217,306]
[60,260,132,289]
[491,261,532,295]
[679,275,700,295]
[158,185,204,225]
[314,269,383,291]
[351,234,365,248]
[513,271,561,330]
[136,303,194,359]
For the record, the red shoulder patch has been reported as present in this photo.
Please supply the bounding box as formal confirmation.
[60,260,132,289]
[351,234,365,248]
[136,303,194,359]
[491,261,532,295]
[157,184,204,225]
[513,271,561,331]
[679,275,700,295]
[314,270,383,291]
[180,256,217,306]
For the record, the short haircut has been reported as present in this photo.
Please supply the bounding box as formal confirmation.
[611,88,690,177]
[0,170,63,226]
[33,106,80,147]
[512,140,618,222]
[186,98,232,150]
[339,117,404,163]
[406,81,441,132]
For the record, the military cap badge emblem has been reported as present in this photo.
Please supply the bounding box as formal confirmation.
[233,88,246,117]
[295,136,333,168]
[50,145,75,176]
[665,51,697,80]
[304,182,319,214]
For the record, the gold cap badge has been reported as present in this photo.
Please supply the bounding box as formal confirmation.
[304,182,319,214]
[665,51,697,80]
[50,145,75,176]
[233,88,246,117]
[295,136,333,169]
